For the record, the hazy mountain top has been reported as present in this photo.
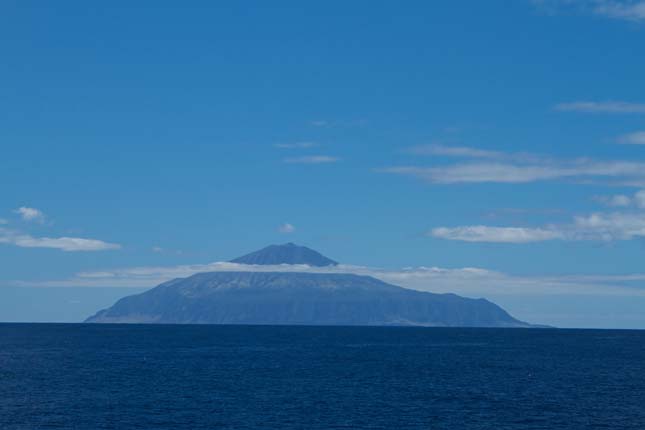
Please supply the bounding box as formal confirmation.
[230,243,338,267]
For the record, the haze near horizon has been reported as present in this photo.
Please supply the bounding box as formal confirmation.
[2,1,645,328]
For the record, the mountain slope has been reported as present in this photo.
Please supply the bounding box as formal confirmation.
[85,272,531,327]
[230,243,338,267]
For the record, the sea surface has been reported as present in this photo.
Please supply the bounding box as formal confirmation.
[1,324,645,429]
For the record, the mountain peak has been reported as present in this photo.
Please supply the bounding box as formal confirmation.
[230,243,338,267]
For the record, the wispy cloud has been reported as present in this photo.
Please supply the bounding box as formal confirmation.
[13,260,645,298]
[274,142,318,149]
[617,131,645,145]
[307,119,368,128]
[406,144,504,159]
[595,189,645,208]
[380,145,645,185]
[431,226,564,243]
[431,208,645,243]
[0,227,121,252]
[381,160,645,185]
[572,211,645,240]
[284,155,340,164]
[309,120,328,127]
[593,1,645,21]
[428,183,645,243]
[14,207,46,223]
[534,1,645,22]
[594,194,633,207]
[555,101,645,114]
[278,223,296,233]
[0,218,7,225]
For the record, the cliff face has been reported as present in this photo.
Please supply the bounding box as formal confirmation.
[85,272,531,327]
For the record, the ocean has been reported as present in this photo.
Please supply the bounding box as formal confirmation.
[1,324,644,429]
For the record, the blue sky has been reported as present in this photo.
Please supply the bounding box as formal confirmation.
[2,0,645,327]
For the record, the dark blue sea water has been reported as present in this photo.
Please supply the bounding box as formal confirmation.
[2,324,645,429]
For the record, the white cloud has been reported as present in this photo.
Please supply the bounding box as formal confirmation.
[309,120,328,127]
[595,189,645,208]
[0,218,7,225]
[618,131,645,145]
[14,206,45,223]
[278,223,296,234]
[307,119,367,128]
[535,1,645,22]
[572,212,645,240]
[381,145,645,185]
[274,142,318,149]
[593,1,645,21]
[12,260,645,299]
[284,155,340,164]
[152,246,164,253]
[407,144,504,159]
[431,226,564,243]
[431,208,645,244]
[14,236,121,252]
[431,187,645,243]
[555,101,645,113]
[381,164,556,184]
[381,159,645,185]
[636,190,645,208]
[595,194,632,207]
[0,227,120,252]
